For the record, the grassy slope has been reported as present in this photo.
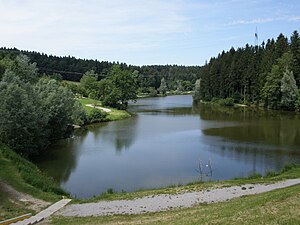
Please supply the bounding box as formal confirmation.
[50,166,300,225]
[0,97,130,220]
[0,182,32,221]
[51,184,300,225]
[77,97,131,121]
[0,144,64,220]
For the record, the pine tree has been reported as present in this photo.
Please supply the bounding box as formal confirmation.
[280,69,299,109]
[290,30,300,86]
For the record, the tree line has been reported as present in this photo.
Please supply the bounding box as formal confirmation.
[0,48,200,94]
[1,30,299,157]
[194,31,300,111]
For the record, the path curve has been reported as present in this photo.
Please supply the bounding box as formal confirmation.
[85,104,112,113]
[58,178,300,217]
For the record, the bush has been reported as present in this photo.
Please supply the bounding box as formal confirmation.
[247,172,262,179]
[148,87,158,97]
[219,97,234,106]
[211,97,220,103]
[72,101,88,126]
[88,108,108,123]
[281,163,298,173]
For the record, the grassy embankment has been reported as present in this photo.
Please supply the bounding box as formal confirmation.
[0,144,66,221]
[1,140,300,224]
[77,97,131,121]
[49,165,300,225]
[52,184,300,225]
[0,98,129,221]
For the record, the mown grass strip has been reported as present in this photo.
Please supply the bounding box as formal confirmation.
[50,182,300,225]
[77,97,131,121]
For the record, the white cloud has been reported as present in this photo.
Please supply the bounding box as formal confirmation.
[288,16,300,21]
[226,15,300,26]
[0,0,193,55]
[0,0,299,65]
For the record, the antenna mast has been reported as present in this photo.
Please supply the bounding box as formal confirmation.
[255,26,258,52]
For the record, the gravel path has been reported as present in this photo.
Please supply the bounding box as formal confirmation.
[58,178,300,217]
[85,104,112,112]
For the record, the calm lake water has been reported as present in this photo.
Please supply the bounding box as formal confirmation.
[36,95,300,198]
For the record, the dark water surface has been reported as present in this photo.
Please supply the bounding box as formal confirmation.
[35,95,300,198]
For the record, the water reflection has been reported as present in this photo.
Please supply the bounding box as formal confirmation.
[199,103,300,148]
[87,117,138,153]
[34,95,300,198]
[197,103,300,176]
[37,128,89,183]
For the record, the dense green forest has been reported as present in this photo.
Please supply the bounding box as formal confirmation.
[194,31,300,110]
[0,48,199,158]
[1,30,300,158]
[0,48,200,93]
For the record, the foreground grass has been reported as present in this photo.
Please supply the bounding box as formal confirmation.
[0,144,65,220]
[50,165,300,224]
[0,184,32,221]
[77,97,131,121]
[51,183,300,225]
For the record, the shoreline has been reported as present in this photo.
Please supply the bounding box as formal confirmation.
[72,164,300,203]
[59,178,300,217]
[1,143,300,224]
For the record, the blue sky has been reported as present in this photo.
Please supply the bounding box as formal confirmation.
[0,0,299,66]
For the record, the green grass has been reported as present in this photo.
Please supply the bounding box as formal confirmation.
[49,165,300,225]
[50,183,300,225]
[0,184,34,221]
[0,144,65,220]
[77,97,131,121]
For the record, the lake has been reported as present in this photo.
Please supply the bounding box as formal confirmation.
[35,95,300,198]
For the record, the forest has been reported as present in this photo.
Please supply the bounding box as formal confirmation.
[0,47,200,93]
[0,47,203,158]
[194,31,300,111]
[0,30,299,158]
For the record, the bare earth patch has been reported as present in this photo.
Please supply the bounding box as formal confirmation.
[0,179,50,212]
[58,178,300,217]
